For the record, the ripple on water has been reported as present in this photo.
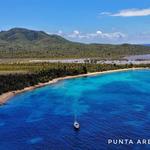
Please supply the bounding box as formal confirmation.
[0,122,5,126]
[123,120,144,128]
[26,111,45,123]
[28,137,43,144]
[132,104,145,112]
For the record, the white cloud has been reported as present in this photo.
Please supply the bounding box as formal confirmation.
[89,31,125,39]
[73,30,80,35]
[47,29,150,44]
[51,30,127,43]
[57,30,63,35]
[96,30,102,35]
[112,8,150,17]
[100,12,111,15]
[67,30,126,40]
[100,8,150,17]
[68,30,80,38]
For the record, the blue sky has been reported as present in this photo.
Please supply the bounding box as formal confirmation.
[0,0,150,44]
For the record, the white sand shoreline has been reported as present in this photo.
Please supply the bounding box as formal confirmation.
[0,67,148,105]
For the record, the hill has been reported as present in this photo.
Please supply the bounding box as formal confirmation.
[0,28,150,59]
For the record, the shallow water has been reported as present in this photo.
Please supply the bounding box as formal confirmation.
[125,54,150,60]
[0,70,150,150]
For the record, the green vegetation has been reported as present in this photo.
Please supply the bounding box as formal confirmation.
[0,28,150,59]
[0,63,89,94]
[0,28,150,95]
[0,62,149,94]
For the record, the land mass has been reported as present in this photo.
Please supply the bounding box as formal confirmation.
[0,67,147,105]
[0,28,150,59]
[1,28,150,104]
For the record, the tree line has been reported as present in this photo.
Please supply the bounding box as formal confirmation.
[0,63,149,95]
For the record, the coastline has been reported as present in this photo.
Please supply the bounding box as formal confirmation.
[0,67,147,105]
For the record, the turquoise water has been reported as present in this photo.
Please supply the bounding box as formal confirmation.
[0,69,150,150]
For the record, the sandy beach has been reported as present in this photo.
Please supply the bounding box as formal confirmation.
[0,67,147,105]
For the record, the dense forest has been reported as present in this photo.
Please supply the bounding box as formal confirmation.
[0,62,149,95]
[0,66,87,94]
[0,28,150,59]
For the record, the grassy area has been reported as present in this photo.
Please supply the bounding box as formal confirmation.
[0,70,28,75]
[0,62,133,73]
[0,62,149,73]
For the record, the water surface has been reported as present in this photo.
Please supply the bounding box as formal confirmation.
[0,69,150,150]
[125,54,150,60]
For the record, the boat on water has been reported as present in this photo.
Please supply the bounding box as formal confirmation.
[74,121,80,130]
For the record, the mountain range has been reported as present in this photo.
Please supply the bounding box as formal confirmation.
[0,28,150,59]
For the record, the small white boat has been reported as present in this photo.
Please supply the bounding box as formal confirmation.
[74,121,80,130]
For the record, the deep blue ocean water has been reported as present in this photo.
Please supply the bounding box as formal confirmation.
[0,69,150,150]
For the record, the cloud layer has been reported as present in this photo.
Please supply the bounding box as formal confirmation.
[58,30,126,40]
[49,30,127,44]
[101,8,150,17]
[49,29,150,44]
